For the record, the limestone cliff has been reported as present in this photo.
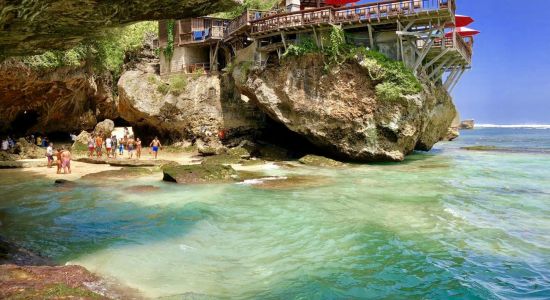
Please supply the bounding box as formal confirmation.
[117,62,264,143]
[0,0,240,57]
[234,54,457,162]
[0,59,117,134]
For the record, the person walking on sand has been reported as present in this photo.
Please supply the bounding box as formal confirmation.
[95,134,103,158]
[87,135,95,158]
[105,136,112,159]
[55,148,62,174]
[46,143,54,168]
[127,136,135,159]
[118,137,124,156]
[150,137,162,159]
[136,138,142,159]
[60,147,72,174]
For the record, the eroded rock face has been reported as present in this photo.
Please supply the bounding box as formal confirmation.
[0,0,241,57]
[235,54,457,162]
[0,60,117,135]
[117,62,263,143]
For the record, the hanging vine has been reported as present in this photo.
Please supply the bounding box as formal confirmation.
[163,19,175,62]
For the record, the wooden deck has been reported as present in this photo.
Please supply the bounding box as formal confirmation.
[250,0,454,36]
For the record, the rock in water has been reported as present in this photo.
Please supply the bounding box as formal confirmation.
[460,119,475,130]
[94,119,115,136]
[235,55,457,162]
[298,155,346,168]
[162,164,237,184]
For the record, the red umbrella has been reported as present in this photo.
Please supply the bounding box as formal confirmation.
[325,0,360,5]
[445,27,480,38]
[455,15,474,27]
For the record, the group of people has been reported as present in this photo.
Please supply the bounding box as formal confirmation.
[87,133,163,160]
[1,136,15,151]
[45,143,72,174]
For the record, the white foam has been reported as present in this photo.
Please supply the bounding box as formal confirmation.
[476,124,550,129]
[237,176,288,185]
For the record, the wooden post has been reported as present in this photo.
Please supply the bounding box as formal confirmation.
[449,67,466,92]
[368,24,375,49]
[281,32,288,52]
[428,56,452,79]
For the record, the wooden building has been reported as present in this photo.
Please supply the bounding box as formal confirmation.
[158,0,475,92]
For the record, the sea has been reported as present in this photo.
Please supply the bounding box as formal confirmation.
[0,126,549,299]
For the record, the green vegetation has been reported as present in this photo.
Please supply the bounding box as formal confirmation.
[214,0,279,19]
[283,26,422,102]
[162,19,175,62]
[168,75,188,95]
[21,22,157,79]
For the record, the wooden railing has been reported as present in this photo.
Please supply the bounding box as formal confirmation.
[431,33,473,63]
[179,25,226,45]
[250,0,454,34]
[225,9,270,37]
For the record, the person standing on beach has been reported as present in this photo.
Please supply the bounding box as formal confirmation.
[127,136,135,159]
[95,134,103,158]
[60,147,72,174]
[105,136,112,159]
[55,148,63,174]
[111,135,118,158]
[136,138,142,159]
[36,136,42,147]
[118,137,124,156]
[149,137,162,159]
[46,143,54,168]
[87,135,95,158]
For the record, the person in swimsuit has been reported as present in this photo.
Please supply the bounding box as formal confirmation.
[46,143,54,168]
[55,148,63,174]
[60,147,72,174]
[105,136,112,159]
[118,138,124,155]
[127,136,135,159]
[136,138,142,159]
[95,134,103,158]
[111,135,118,158]
[88,135,95,158]
[149,137,162,159]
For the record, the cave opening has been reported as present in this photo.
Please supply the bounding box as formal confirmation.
[10,110,39,136]
[255,116,325,159]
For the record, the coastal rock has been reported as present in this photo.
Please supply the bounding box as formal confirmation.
[12,138,45,159]
[117,63,262,142]
[298,155,346,168]
[460,119,475,129]
[0,60,117,135]
[0,0,241,57]
[197,139,225,156]
[94,119,115,136]
[162,164,237,184]
[235,54,457,162]
[72,131,91,152]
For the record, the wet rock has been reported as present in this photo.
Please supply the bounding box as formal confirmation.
[162,164,237,184]
[298,155,346,168]
[444,127,460,141]
[81,167,155,181]
[243,175,332,190]
[0,160,48,169]
[108,159,175,167]
[54,179,76,186]
[227,146,252,159]
[0,236,52,266]
[75,157,109,165]
[123,185,161,193]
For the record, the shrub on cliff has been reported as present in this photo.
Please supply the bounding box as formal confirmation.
[20,22,157,79]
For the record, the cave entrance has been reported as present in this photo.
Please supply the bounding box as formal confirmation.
[11,110,39,136]
[256,115,322,159]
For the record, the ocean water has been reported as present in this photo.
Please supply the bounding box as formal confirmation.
[0,128,549,299]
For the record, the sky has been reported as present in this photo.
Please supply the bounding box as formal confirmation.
[357,0,550,124]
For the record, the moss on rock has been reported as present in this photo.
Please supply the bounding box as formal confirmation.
[162,164,237,184]
[298,155,346,168]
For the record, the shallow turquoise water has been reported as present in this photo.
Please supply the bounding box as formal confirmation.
[1,128,549,299]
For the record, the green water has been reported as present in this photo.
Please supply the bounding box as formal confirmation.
[0,128,549,299]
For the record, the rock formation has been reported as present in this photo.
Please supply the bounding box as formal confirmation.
[460,119,475,129]
[0,60,117,135]
[235,54,457,162]
[0,0,241,57]
[117,62,264,144]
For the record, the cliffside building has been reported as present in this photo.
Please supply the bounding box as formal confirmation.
[158,0,476,92]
